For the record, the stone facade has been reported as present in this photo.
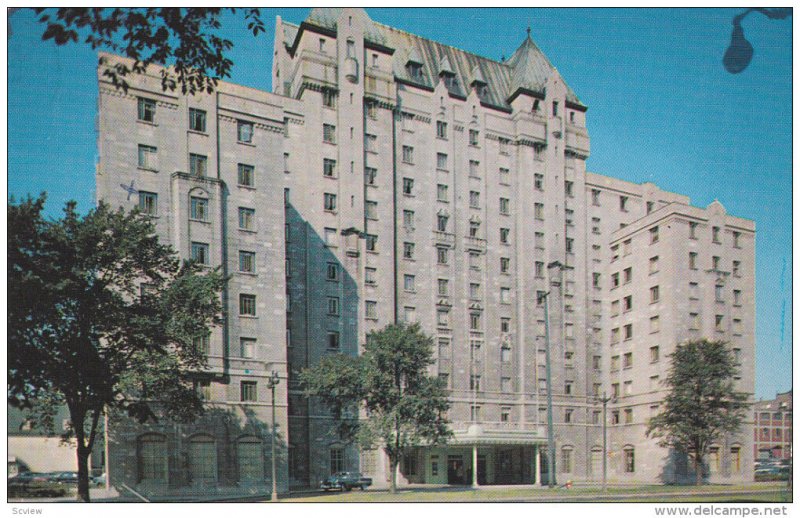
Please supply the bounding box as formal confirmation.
[754,391,792,461]
[95,8,756,493]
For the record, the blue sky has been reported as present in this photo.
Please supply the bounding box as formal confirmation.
[7,8,792,400]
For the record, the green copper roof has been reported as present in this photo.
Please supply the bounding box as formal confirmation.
[306,8,387,46]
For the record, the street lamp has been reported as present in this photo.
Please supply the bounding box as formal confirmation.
[594,392,614,492]
[538,286,555,489]
[266,370,280,501]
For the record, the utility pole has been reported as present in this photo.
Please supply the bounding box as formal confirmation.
[267,371,280,501]
[539,288,556,489]
[595,392,613,492]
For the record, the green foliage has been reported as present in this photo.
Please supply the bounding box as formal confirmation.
[646,339,749,484]
[29,8,265,95]
[8,194,225,500]
[301,323,452,492]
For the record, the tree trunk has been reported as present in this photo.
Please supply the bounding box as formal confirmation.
[389,459,398,494]
[694,454,702,486]
[76,445,91,502]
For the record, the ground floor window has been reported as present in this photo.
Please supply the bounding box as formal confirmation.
[624,446,635,473]
[403,452,417,475]
[708,446,720,474]
[188,435,217,483]
[138,434,167,483]
[237,437,264,482]
[330,447,344,474]
[730,446,741,473]
[590,447,603,477]
[560,446,573,474]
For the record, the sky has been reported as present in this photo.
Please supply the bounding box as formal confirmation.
[7,7,792,400]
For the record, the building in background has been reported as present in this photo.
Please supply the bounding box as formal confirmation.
[95,8,756,494]
[754,391,792,461]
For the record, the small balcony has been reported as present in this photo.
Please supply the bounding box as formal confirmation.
[432,230,455,247]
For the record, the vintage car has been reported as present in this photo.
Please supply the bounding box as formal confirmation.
[320,471,372,491]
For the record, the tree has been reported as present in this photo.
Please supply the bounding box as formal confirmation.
[646,339,749,485]
[8,195,225,501]
[20,8,265,94]
[301,323,452,493]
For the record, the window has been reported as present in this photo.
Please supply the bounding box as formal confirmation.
[650,285,660,303]
[650,226,659,244]
[712,255,720,270]
[437,308,449,327]
[623,352,633,369]
[239,251,255,273]
[436,152,448,170]
[323,158,337,177]
[189,108,206,132]
[712,226,721,243]
[535,261,545,279]
[733,289,742,306]
[240,381,257,402]
[437,247,448,265]
[469,312,481,331]
[500,287,511,304]
[646,201,654,214]
[238,121,254,143]
[469,160,480,178]
[189,196,208,221]
[611,300,620,316]
[403,177,414,195]
[239,337,256,359]
[733,231,741,248]
[138,434,167,482]
[689,221,698,239]
[534,174,544,191]
[402,145,414,164]
[404,274,416,292]
[469,282,480,299]
[619,195,628,212]
[138,144,157,169]
[469,221,480,237]
[189,153,208,177]
[611,356,620,371]
[624,323,633,340]
[470,405,481,422]
[500,257,510,274]
[365,267,376,285]
[499,168,510,185]
[238,207,255,230]
[322,89,336,108]
[689,252,698,270]
[324,331,339,351]
[436,120,447,138]
[715,314,724,332]
[327,296,340,316]
[611,272,620,289]
[323,193,337,212]
[364,134,377,152]
[591,189,601,206]
[193,334,210,355]
[535,232,544,249]
[365,200,378,220]
[403,210,415,229]
[500,228,510,244]
[138,191,157,215]
[623,295,632,311]
[565,238,574,253]
[624,408,633,424]
[732,260,741,277]
[499,137,510,155]
[624,448,635,473]
[564,181,574,197]
[715,284,724,302]
[136,97,157,124]
[365,300,377,319]
[323,124,336,144]
[534,202,544,220]
[469,252,480,270]
[437,184,448,202]
[564,382,573,396]
[469,129,479,146]
[239,294,256,316]
[236,163,255,187]
[499,197,510,215]
[191,242,209,265]
[469,191,480,208]
[437,214,448,232]
[470,375,481,391]
[325,227,338,246]
[403,242,415,260]
[437,278,449,296]
[690,312,700,330]
[364,167,377,186]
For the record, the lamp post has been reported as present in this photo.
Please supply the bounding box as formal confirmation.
[266,370,280,501]
[538,288,556,489]
[594,392,613,492]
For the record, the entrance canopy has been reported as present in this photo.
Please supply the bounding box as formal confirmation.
[450,424,546,446]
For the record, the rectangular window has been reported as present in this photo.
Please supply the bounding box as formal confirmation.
[470,312,481,331]
[500,257,510,274]
[322,89,336,108]
[191,242,209,265]
[404,274,416,292]
[240,338,256,358]
[689,252,698,270]
[238,121,254,143]
[469,251,480,270]
[238,164,255,187]
[437,308,449,327]
[500,228,510,244]
[649,256,659,274]
[239,294,256,316]
[437,278,449,296]
[715,314,724,332]
[733,289,742,306]
[533,202,544,220]
[189,108,206,132]
[137,97,155,122]
[592,189,601,206]
[564,180,574,197]
[712,226,721,243]
[499,197,510,215]
[403,242,415,260]
[323,124,336,144]
[469,160,480,178]
[500,287,511,304]
[189,153,208,177]
[469,283,480,299]
[437,184,448,202]
[323,158,337,177]
[239,251,255,273]
[611,356,620,371]
[650,226,659,244]
[733,231,741,248]
[469,375,481,391]
[402,145,414,164]
[137,144,157,169]
[240,381,257,402]
[402,177,414,195]
[469,191,480,208]
[238,207,255,230]
[403,210,415,229]
[324,227,338,247]
[365,300,377,319]
[469,221,480,237]
[565,238,574,253]
[193,334,210,355]
[732,261,741,277]
[650,285,660,303]
[689,221,698,239]
[433,246,447,265]
[138,191,157,215]
[624,323,633,340]
[323,193,338,212]
[469,129,479,146]
[365,234,377,252]
[436,152,448,170]
[499,168,510,185]
[712,255,720,270]
[190,196,208,221]
[364,133,377,152]
[650,346,660,363]
[364,167,377,186]
[365,267,376,285]
[436,215,448,232]
[534,174,544,191]
[327,296,340,316]
[650,316,660,333]
[327,331,340,350]
[619,195,628,212]
[436,121,447,138]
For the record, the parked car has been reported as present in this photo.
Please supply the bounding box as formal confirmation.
[8,472,68,497]
[92,473,107,487]
[320,472,372,491]
[48,471,79,485]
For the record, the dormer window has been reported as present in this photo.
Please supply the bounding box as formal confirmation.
[477,84,488,99]
[443,75,457,90]
[407,62,423,80]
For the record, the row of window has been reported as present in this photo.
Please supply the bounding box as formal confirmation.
[137,97,254,143]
